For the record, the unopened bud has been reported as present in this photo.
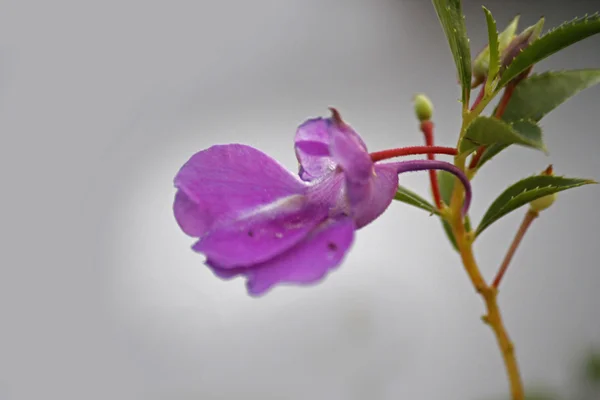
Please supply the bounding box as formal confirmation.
[500,17,545,75]
[471,15,520,87]
[529,194,556,212]
[413,94,434,122]
[529,164,555,212]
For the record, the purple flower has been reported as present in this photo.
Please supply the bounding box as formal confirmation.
[173,110,471,296]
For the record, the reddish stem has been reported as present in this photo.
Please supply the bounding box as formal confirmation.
[494,84,516,119]
[470,84,486,111]
[369,145,457,162]
[492,210,539,288]
[421,120,443,209]
[468,84,516,170]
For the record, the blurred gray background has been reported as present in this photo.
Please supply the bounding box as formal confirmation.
[1,0,599,399]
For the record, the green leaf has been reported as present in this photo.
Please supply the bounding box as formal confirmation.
[459,116,546,154]
[478,69,600,167]
[438,170,455,206]
[523,392,561,400]
[498,13,600,88]
[483,7,500,83]
[476,143,507,168]
[476,175,596,236]
[502,69,600,122]
[432,0,472,105]
[438,170,458,250]
[583,351,600,384]
[474,119,546,167]
[472,15,519,83]
[442,219,458,251]
[394,186,440,215]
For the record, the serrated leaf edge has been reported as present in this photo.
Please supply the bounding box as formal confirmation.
[476,176,597,236]
[460,116,546,153]
[483,7,500,83]
[499,13,600,87]
[509,118,548,154]
[504,69,600,122]
[432,0,472,105]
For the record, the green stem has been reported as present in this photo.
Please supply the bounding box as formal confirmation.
[448,89,525,400]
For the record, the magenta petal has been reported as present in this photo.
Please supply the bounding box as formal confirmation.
[174,144,306,237]
[242,217,356,296]
[193,197,329,268]
[173,190,209,237]
[327,121,376,212]
[329,121,373,185]
[350,164,399,229]
[294,118,336,181]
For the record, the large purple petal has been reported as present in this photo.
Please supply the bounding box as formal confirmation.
[174,144,306,237]
[193,197,329,268]
[327,119,375,211]
[328,121,372,184]
[208,216,356,296]
[350,164,400,229]
[294,118,336,181]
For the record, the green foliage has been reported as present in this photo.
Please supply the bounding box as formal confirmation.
[476,175,596,237]
[498,13,600,88]
[478,70,600,167]
[497,16,520,52]
[394,186,440,215]
[459,116,546,154]
[502,69,600,122]
[432,0,472,105]
[472,14,519,85]
[483,7,500,84]
[476,143,507,168]
[522,393,561,400]
[438,170,459,250]
[585,352,600,384]
[475,118,547,166]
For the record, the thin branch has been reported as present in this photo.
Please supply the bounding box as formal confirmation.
[493,209,539,289]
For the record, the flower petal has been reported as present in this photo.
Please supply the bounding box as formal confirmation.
[208,216,356,296]
[174,144,306,237]
[350,163,399,229]
[193,195,330,268]
[173,189,209,237]
[294,118,336,181]
[329,120,373,185]
[327,119,377,213]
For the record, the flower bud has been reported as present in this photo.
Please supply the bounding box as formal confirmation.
[413,94,434,122]
[529,194,556,212]
[471,15,520,87]
[529,165,555,212]
[500,18,545,76]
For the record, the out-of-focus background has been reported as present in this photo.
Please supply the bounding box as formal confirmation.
[1,0,599,399]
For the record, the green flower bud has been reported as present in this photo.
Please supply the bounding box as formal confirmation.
[413,94,434,122]
[529,165,555,212]
[500,17,544,74]
[471,15,520,87]
[529,194,556,212]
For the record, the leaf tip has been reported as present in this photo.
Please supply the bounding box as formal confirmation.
[542,146,550,155]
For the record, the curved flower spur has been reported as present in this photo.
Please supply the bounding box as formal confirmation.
[173,108,471,296]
